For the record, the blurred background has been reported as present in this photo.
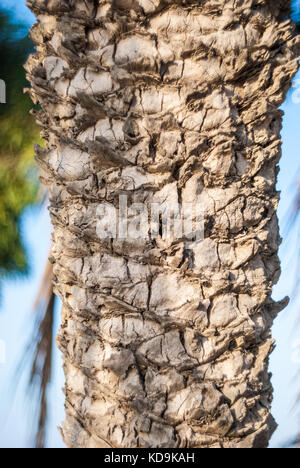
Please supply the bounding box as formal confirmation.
[0,0,299,448]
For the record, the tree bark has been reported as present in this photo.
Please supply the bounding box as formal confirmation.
[26,0,299,448]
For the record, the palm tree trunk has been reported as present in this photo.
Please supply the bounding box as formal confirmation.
[26,0,299,448]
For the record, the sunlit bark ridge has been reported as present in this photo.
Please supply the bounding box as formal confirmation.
[26,0,299,448]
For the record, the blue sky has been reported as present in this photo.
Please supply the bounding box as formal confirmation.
[0,0,300,449]
[0,206,65,448]
[269,95,300,448]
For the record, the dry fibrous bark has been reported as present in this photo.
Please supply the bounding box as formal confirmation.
[26,0,299,448]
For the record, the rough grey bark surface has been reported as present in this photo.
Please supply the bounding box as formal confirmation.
[26,0,299,448]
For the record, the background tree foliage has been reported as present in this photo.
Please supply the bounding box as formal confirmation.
[0,10,39,279]
[0,9,50,447]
